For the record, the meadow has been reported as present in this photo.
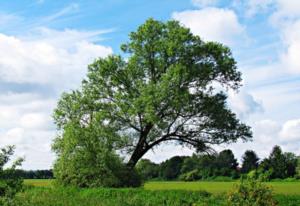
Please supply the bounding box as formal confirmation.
[20,179,300,206]
[24,179,300,195]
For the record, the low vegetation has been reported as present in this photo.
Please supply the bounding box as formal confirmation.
[0,146,23,206]
[15,184,300,206]
[227,178,277,206]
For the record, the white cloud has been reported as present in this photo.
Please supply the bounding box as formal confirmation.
[271,0,300,25]
[144,143,194,163]
[172,8,245,45]
[191,0,218,7]
[242,0,274,17]
[228,90,263,119]
[279,20,300,74]
[20,113,51,130]
[280,119,300,142]
[0,29,112,89]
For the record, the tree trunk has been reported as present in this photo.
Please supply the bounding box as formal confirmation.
[127,145,148,168]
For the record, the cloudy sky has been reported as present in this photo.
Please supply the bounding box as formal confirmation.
[0,0,299,169]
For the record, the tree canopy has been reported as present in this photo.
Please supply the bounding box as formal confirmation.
[53,18,252,187]
[259,145,298,179]
[241,150,259,174]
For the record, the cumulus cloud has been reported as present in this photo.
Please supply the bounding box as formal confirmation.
[172,7,245,45]
[270,0,300,25]
[280,119,300,142]
[228,90,263,119]
[279,20,300,74]
[0,29,112,88]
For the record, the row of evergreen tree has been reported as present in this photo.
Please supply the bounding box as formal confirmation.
[136,145,300,181]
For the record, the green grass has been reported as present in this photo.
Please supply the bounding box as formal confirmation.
[16,186,300,206]
[24,179,54,187]
[20,179,300,205]
[24,179,300,195]
[145,181,300,195]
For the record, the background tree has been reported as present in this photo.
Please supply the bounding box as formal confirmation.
[214,149,238,177]
[284,152,297,178]
[53,18,252,187]
[159,156,186,180]
[180,154,199,174]
[241,150,259,174]
[136,159,159,180]
[259,145,297,179]
[296,156,300,178]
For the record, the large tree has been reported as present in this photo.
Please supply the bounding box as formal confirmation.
[53,19,252,185]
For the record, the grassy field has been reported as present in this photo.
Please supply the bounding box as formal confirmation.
[24,179,300,195]
[21,179,300,205]
[145,181,300,195]
[24,179,54,187]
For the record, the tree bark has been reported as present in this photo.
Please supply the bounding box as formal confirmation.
[126,123,153,168]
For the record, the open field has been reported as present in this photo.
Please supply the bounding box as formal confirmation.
[24,179,54,187]
[24,179,300,195]
[17,186,300,206]
[145,181,300,195]
[21,179,300,205]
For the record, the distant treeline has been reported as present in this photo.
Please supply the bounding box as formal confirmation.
[137,145,300,181]
[14,169,53,179]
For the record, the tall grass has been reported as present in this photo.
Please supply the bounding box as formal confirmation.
[17,187,223,206]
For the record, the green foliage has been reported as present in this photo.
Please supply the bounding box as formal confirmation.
[53,18,252,187]
[214,150,239,177]
[52,121,141,187]
[259,146,298,179]
[296,156,300,179]
[18,187,216,206]
[136,159,159,180]
[159,156,186,180]
[16,183,300,206]
[0,146,24,206]
[227,179,278,206]
[241,150,259,174]
[179,169,201,181]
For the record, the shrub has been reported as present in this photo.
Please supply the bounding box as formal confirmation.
[227,178,277,206]
[52,122,142,188]
[0,146,24,206]
[179,170,201,181]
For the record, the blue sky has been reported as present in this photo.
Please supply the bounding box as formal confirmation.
[0,0,299,169]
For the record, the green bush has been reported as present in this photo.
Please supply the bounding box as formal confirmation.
[246,169,272,182]
[0,146,24,206]
[227,178,277,206]
[179,169,201,181]
[52,122,142,188]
